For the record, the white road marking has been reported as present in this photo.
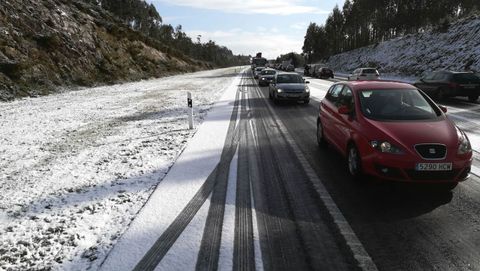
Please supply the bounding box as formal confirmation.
[310,80,334,88]
[217,146,239,270]
[250,180,264,271]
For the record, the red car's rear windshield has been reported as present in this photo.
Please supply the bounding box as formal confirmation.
[359,89,441,121]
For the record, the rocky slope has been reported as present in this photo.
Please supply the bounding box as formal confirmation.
[0,0,210,101]
[327,15,480,76]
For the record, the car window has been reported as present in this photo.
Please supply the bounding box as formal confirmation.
[362,69,377,74]
[433,73,447,80]
[326,84,344,104]
[423,72,436,80]
[339,87,354,111]
[453,73,480,83]
[359,89,441,121]
[261,70,276,75]
[276,74,303,83]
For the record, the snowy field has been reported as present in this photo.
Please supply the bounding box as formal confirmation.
[0,67,243,270]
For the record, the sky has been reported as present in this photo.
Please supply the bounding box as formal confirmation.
[148,0,345,59]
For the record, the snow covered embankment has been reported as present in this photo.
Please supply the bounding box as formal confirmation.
[0,67,243,270]
[327,16,480,76]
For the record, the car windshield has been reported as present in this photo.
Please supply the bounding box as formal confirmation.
[453,73,480,83]
[277,74,304,83]
[255,68,264,71]
[359,89,441,121]
[261,70,276,75]
[363,69,377,74]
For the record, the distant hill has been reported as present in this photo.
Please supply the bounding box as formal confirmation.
[0,0,248,101]
[326,15,480,76]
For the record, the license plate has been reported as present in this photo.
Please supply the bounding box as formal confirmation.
[415,163,452,171]
[287,94,300,98]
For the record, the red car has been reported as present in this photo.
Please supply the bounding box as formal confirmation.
[317,81,472,189]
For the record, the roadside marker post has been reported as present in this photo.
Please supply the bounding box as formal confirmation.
[187,92,194,129]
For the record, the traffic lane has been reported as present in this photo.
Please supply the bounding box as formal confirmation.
[256,84,480,270]
[247,79,359,271]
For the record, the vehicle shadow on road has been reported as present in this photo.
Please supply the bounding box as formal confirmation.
[316,146,454,223]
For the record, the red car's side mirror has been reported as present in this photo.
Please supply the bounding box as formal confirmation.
[438,105,447,113]
[338,105,351,115]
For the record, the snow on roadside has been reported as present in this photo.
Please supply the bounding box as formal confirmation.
[0,66,244,270]
[100,68,243,271]
[327,15,480,77]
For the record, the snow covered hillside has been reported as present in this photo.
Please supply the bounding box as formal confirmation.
[0,67,243,270]
[327,15,480,76]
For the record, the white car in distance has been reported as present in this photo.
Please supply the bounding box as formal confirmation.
[348,68,380,81]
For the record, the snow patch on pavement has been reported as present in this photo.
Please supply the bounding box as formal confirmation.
[217,146,239,271]
[154,194,213,271]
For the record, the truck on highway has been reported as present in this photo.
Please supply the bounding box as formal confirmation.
[251,52,267,70]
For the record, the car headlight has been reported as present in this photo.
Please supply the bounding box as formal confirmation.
[277,89,283,93]
[370,140,404,154]
[457,131,472,154]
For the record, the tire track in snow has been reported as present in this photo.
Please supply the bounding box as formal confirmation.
[133,76,244,271]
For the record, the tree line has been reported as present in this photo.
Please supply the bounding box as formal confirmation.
[85,0,249,67]
[303,0,480,63]
[276,52,305,67]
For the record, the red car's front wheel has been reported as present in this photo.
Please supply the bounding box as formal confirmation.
[316,120,327,147]
[347,144,363,179]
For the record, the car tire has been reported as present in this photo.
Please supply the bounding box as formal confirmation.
[316,119,327,147]
[273,94,279,105]
[468,95,479,102]
[347,144,363,180]
[304,99,310,104]
[269,91,272,99]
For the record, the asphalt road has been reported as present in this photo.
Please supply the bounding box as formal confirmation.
[260,72,480,270]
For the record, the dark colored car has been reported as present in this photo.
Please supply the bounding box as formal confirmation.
[269,73,310,104]
[311,66,334,79]
[304,64,313,76]
[414,71,480,102]
[285,64,295,72]
[258,69,277,86]
[317,81,472,189]
[317,67,334,79]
